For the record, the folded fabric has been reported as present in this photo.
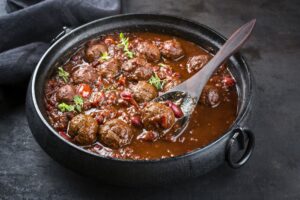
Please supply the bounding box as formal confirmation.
[0,0,122,85]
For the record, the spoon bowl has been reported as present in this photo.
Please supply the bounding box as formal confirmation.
[153,19,256,137]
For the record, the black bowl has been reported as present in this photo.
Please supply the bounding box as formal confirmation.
[26,14,255,186]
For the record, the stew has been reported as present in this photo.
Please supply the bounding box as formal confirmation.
[44,32,238,160]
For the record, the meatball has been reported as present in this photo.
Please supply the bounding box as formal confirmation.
[72,65,96,84]
[200,86,221,107]
[99,119,134,149]
[121,57,149,72]
[97,58,120,78]
[187,55,209,73]
[56,84,75,102]
[68,114,98,145]
[131,81,158,102]
[163,79,181,92]
[129,66,153,81]
[160,39,184,60]
[136,41,161,62]
[121,57,153,81]
[85,42,107,62]
[142,102,175,131]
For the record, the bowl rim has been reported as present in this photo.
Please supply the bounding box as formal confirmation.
[30,13,253,163]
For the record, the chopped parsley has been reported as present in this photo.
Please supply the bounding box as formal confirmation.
[73,95,83,112]
[58,96,83,113]
[57,67,69,83]
[99,51,111,61]
[58,103,74,112]
[148,73,165,90]
[118,32,134,58]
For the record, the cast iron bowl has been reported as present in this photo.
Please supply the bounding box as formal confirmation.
[26,14,255,186]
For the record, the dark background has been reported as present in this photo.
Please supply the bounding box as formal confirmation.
[1,0,300,199]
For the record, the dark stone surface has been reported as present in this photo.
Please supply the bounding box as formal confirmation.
[1,0,300,199]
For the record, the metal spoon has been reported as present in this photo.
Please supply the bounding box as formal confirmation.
[153,19,256,138]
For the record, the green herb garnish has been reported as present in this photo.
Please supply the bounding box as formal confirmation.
[58,103,74,112]
[158,63,167,67]
[148,73,165,90]
[73,95,83,112]
[99,51,111,61]
[57,96,83,112]
[58,67,69,83]
[118,32,134,58]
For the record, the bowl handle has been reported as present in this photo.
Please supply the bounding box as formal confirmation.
[51,26,73,44]
[226,127,255,168]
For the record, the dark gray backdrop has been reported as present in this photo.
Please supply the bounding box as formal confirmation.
[1,0,300,199]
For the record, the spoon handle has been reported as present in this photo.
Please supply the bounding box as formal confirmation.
[171,19,256,99]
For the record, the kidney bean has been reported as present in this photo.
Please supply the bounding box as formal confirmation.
[131,116,143,127]
[165,101,184,118]
[120,91,132,100]
[170,103,184,118]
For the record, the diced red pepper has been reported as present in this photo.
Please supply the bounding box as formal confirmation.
[78,83,92,98]
[161,115,168,129]
[118,76,126,85]
[222,76,236,87]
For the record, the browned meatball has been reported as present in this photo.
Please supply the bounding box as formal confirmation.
[187,55,209,73]
[160,39,184,60]
[56,84,75,102]
[68,114,98,145]
[129,66,153,81]
[131,81,158,102]
[163,79,181,92]
[85,42,107,62]
[99,119,134,149]
[97,58,120,78]
[136,41,161,62]
[200,86,221,107]
[121,57,153,81]
[142,102,175,131]
[121,57,149,72]
[72,65,96,84]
